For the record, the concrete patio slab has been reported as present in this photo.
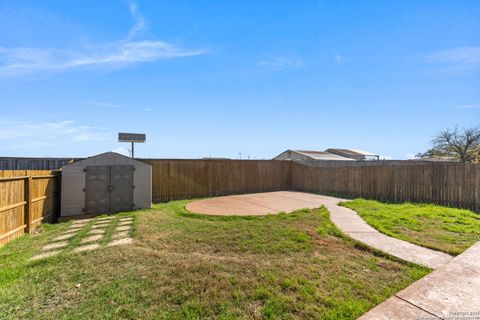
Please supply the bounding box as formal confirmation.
[111,231,130,239]
[186,191,479,319]
[108,238,133,247]
[88,229,105,235]
[92,222,111,227]
[358,296,439,320]
[80,235,103,243]
[68,225,84,231]
[73,243,100,253]
[186,191,326,216]
[115,225,132,232]
[30,250,62,261]
[71,219,93,225]
[360,241,480,319]
[91,224,108,229]
[61,229,81,236]
[96,216,114,221]
[42,241,69,251]
[53,233,76,241]
[187,191,452,269]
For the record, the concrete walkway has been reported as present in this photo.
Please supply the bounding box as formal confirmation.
[30,216,134,261]
[359,241,480,320]
[187,191,452,269]
[322,196,453,270]
[187,191,480,319]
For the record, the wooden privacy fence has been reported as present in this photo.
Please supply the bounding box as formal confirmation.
[142,159,479,210]
[0,170,60,245]
[292,161,480,212]
[1,160,479,246]
[141,159,292,202]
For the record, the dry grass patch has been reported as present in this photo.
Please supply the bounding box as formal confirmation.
[0,201,428,320]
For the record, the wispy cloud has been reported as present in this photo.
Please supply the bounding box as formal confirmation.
[0,1,206,76]
[454,104,480,110]
[0,119,108,149]
[82,100,124,108]
[334,53,345,64]
[127,0,148,40]
[425,46,480,76]
[112,146,130,156]
[258,57,304,71]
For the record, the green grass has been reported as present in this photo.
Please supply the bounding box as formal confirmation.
[342,199,480,255]
[0,201,429,320]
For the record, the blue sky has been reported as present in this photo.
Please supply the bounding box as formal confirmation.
[0,0,479,159]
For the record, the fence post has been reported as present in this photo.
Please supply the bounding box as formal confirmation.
[24,176,33,233]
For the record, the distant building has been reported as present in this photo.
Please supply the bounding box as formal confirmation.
[273,148,379,162]
[201,157,231,160]
[411,156,459,162]
[0,157,81,170]
[273,150,355,162]
[325,149,380,161]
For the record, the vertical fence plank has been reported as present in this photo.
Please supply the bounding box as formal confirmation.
[25,176,32,233]
[290,161,479,211]
[1,170,60,246]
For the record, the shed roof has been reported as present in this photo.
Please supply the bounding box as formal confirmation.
[294,150,355,161]
[61,152,150,168]
[325,148,379,157]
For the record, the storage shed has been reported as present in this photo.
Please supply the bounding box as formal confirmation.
[60,152,152,217]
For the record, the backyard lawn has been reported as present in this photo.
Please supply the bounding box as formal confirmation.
[342,199,480,255]
[0,200,428,320]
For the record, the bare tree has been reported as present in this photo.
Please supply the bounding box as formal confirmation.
[417,126,480,162]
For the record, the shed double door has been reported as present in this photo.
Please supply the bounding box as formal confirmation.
[84,165,134,214]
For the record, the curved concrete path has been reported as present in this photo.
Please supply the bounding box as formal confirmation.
[187,191,479,319]
[187,191,452,269]
[359,241,480,320]
[322,196,453,269]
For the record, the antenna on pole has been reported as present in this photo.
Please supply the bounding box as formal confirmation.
[118,132,146,158]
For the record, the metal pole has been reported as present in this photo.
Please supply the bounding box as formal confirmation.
[131,142,134,158]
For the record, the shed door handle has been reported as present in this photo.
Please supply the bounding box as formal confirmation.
[108,186,113,192]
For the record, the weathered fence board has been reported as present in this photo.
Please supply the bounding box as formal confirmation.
[141,159,292,202]
[0,170,60,246]
[1,160,479,246]
[291,162,480,211]
[0,157,80,170]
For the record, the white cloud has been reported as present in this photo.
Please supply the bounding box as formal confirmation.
[425,46,480,75]
[454,104,480,109]
[82,100,124,108]
[127,1,148,40]
[0,119,108,149]
[334,53,345,64]
[0,1,206,76]
[112,146,130,156]
[258,57,304,71]
[405,153,418,159]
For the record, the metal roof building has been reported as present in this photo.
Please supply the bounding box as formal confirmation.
[325,149,380,160]
[0,157,81,170]
[273,150,355,162]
